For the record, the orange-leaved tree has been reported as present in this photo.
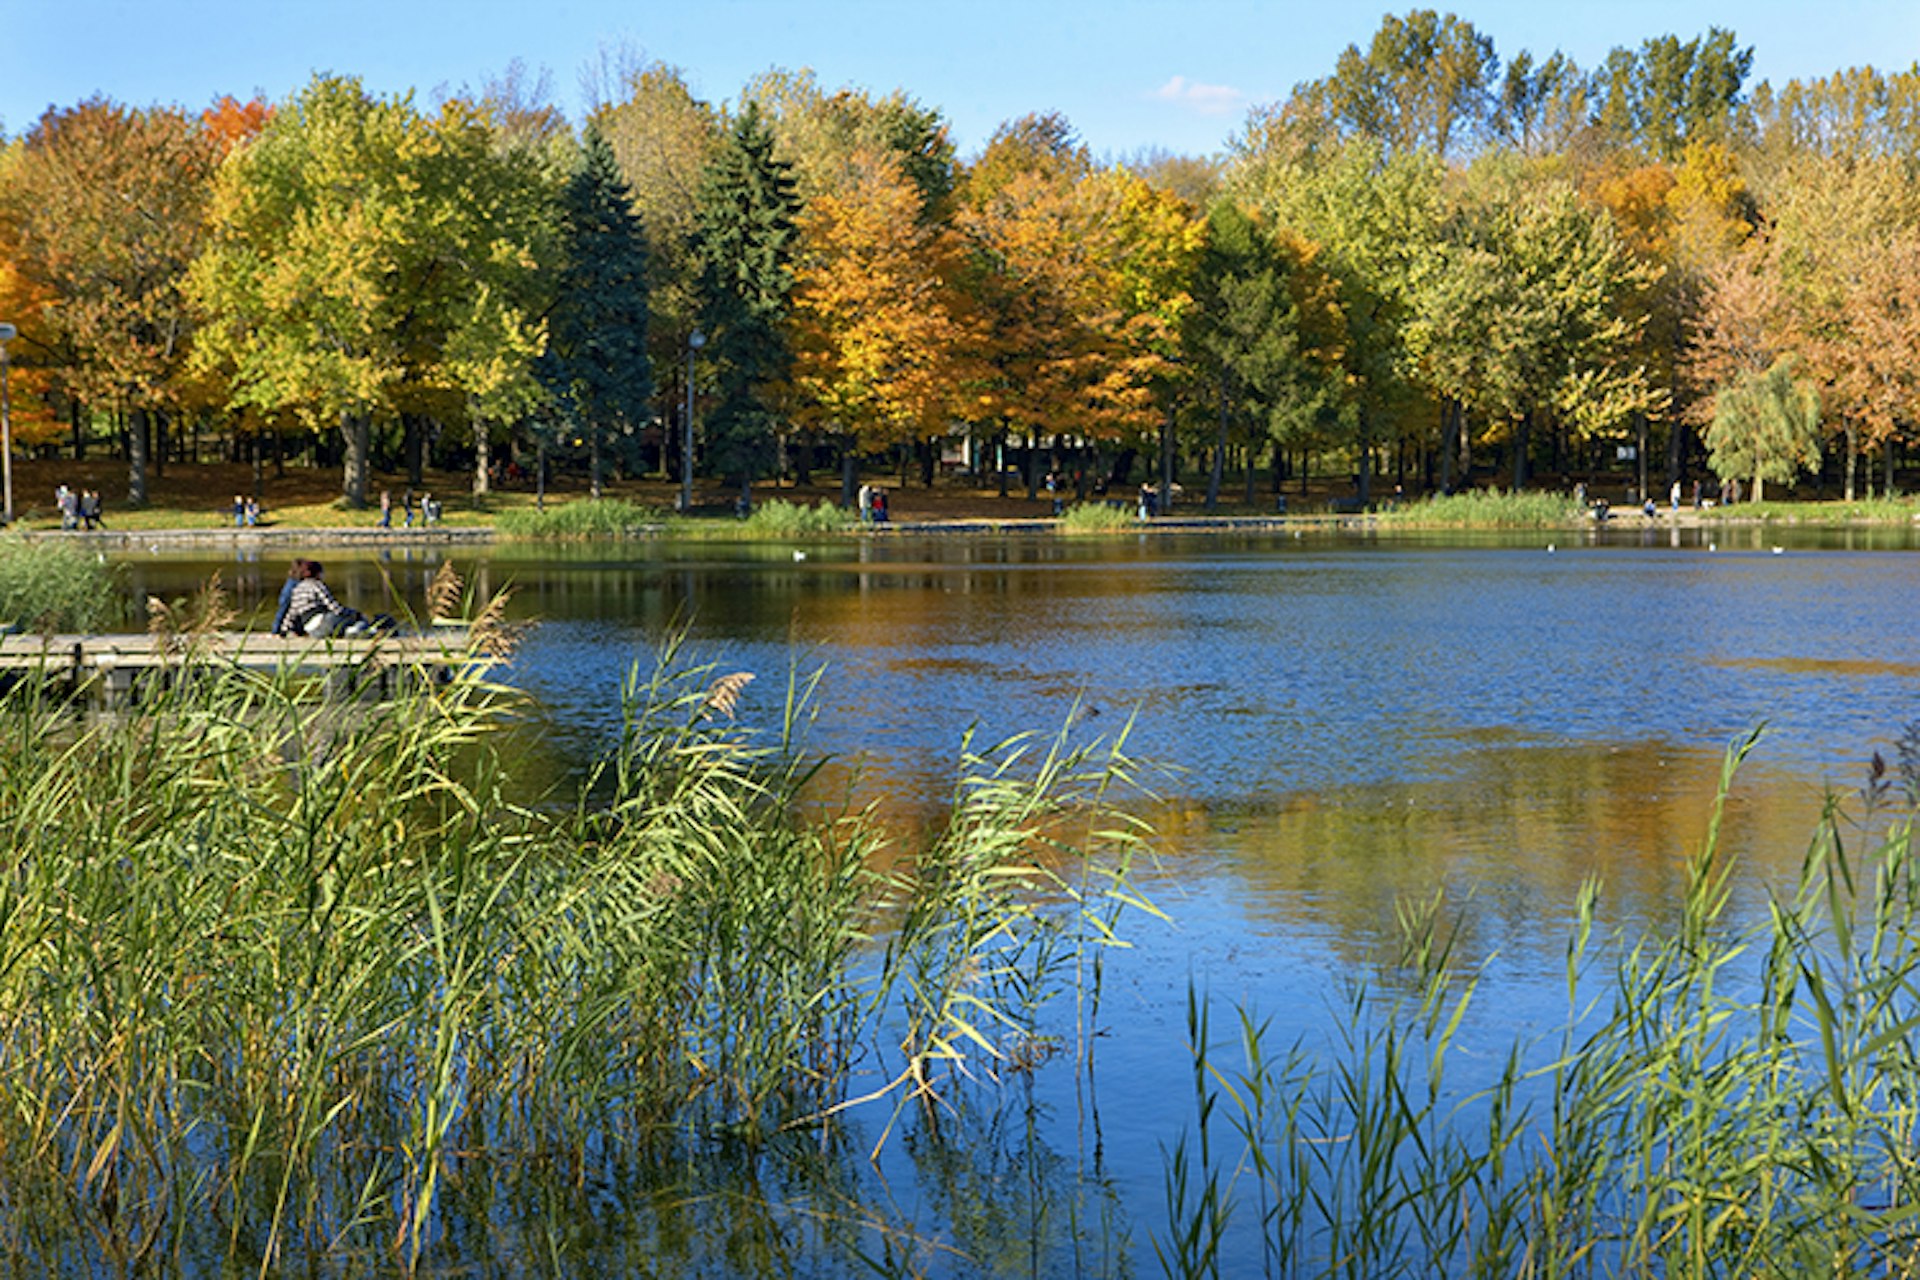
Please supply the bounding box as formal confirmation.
[788,145,980,502]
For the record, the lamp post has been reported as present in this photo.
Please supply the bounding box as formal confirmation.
[0,322,16,527]
[681,329,705,513]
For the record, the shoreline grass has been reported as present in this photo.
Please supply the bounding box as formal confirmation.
[0,534,126,631]
[1376,489,1586,528]
[0,604,1151,1272]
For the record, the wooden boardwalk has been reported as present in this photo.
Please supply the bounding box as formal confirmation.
[0,629,478,705]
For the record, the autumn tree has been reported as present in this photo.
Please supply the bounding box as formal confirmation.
[1409,160,1653,489]
[1232,136,1441,502]
[192,76,547,506]
[0,99,219,499]
[438,94,562,497]
[589,60,719,474]
[1706,356,1821,499]
[1313,9,1500,160]
[1590,29,1752,161]
[788,146,978,503]
[1766,153,1920,497]
[1491,51,1591,158]
[959,113,1134,498]
[537,128,651,500]
[691,101,801,506]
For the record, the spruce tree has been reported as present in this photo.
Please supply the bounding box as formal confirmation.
[538,128,652,498]
[692,101,801,508]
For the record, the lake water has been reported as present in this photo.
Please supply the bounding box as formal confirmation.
[123,524,1920,1275]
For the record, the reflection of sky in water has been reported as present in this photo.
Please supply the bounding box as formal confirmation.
[116,533,1920,1276]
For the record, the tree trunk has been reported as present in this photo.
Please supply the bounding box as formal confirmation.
[841,446,857,509]
[1207,379,1228,513]
[251,439,264,501]
[995,427,1010,498]
[71,400,84,461]
[403,414,425,487]
[1753,472,1764,503]
[589,426,604,500]
[341,411,370,508]
[127,406,150,507]
[1665,416,1684,490]
[151,411,166,479]
[472,414,491,498]
[1886,441,1896,499]
[536,440,548,511]
[1357,409,1373,505]
[1439,398,1459,494]
[1244,443,1258,505]
[1845,422,1858,502]
[1160,407,1176,511]
[1635,411,1648,503]
[918,438,936,487]
[1511,410,1531,491]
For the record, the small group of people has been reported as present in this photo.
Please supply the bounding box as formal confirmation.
[228,494,264,527]
[271,558,390,639]
[377,489,441,528]
[855,483,889,524]
[54,485,105,530]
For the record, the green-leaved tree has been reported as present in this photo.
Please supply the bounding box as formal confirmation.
[1706,356,1820,500]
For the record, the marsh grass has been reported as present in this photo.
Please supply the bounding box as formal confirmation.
[1058,503,1139,534]
[1379,489,1584,528]
[0,614,1153,1273]
[494,497,658,539]
[0,534,124,631]
[497,497,856,542]
[1702,496,1920,524]
[1160,727,1920,1278]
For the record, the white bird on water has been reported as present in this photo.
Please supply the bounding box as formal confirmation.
[792,549,807,561]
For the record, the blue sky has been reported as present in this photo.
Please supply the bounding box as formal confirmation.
[4,1,1915,158]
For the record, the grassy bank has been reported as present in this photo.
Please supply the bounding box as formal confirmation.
[1699,495,1920,524]
[496,496,857,540]
[0,587,1150,1273]
[1161,730,1920,1277]
[1376,489,1585,528]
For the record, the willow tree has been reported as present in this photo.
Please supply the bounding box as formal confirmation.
[1706,357,1820,500]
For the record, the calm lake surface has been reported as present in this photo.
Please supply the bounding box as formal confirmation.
[123,525,1920,1275]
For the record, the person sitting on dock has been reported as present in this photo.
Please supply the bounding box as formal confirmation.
[275,559,375,638]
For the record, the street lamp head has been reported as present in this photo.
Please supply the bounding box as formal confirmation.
[688,329,706,352]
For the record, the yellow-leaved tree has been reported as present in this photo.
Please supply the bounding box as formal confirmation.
[788,146,980,503]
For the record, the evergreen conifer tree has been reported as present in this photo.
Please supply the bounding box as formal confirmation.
[692,101,801,508]
[538,128,652,498]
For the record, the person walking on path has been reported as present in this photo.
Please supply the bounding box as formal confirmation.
[402,490,417,528]
[378,490,392,528]
[80,490,103,529]
[857,482,872,525]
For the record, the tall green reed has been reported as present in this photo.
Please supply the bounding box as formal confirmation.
[0,598,1153,1274]
[1161,727,1920,1278]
